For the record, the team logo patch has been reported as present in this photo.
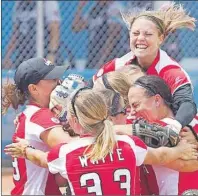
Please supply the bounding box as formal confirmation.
[43,58,52,66]
[175,76,183,84]
[51,117,60,124]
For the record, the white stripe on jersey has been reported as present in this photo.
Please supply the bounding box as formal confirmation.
[115,51,134,70]
[155,50,180,73]
[156,50,192,94]
[190,114,198,127]
[153,165,179,195]
[23,159,49,195]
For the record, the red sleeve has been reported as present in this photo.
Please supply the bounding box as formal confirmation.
[93,59,116,81]
[47,143,66,162]
[30,108,61,129]
[159,65,191,94]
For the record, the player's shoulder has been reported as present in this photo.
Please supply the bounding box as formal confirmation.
[157,49,181,72]
[31,107,57,120]
[25,106,60,127]
[48,143,66,162]
[93,51,134,81]
[116,135,147,150]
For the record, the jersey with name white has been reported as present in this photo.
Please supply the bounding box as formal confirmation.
[47,135,147,195]
[11,104,62,195]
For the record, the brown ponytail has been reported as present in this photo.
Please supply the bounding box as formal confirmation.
[2,82,27,114]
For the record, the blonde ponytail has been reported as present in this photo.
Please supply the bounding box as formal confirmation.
[2,82,27,115]
[122,2,196,38]
[69,89,117,161]
[86,119,116,161]
[158,2,196,35]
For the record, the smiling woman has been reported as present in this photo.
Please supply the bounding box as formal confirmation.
[128,75,174,123]
[93,2,197,134]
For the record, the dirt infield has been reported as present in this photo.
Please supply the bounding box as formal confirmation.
[2,169,13,195]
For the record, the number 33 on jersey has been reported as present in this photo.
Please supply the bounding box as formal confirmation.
[47,135,147,195]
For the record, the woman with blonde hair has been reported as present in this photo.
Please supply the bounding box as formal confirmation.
[94,66,144,104]
[93,2,197,135]
[4,87,198,195]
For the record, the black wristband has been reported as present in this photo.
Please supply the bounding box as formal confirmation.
[24,145,35,159]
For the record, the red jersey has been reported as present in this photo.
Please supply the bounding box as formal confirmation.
[47,135,147,195]
[93,49,192,94]
[11,104,62,195]
[178,113,198,194]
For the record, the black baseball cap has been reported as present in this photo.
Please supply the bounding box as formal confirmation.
[14,57,67,92]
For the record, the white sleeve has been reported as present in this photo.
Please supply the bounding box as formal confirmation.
[47,145,67,177]
[44,1,61,24]
[48,158,63,174]
[132,136,148,166]
[135,145,148,166]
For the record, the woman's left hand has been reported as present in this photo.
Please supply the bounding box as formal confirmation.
[180,126,197,144]
[4,137,29,158]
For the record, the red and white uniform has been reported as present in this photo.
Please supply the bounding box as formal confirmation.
[140,117,198,195]
[140,119,180,195]
[178,113,198,194]
[93,49,192,94]
[47,135,147,195]
[11,103,62,195]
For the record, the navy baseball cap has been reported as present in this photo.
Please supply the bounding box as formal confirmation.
[14,57,67,92]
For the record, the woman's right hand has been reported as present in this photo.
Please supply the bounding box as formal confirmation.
[4,137,29,158]
[176,139,198,161]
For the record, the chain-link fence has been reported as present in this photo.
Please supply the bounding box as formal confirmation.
[2,1,198,70]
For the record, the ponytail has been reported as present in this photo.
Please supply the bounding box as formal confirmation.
[2,82,27,114]
[85,119,117,161]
